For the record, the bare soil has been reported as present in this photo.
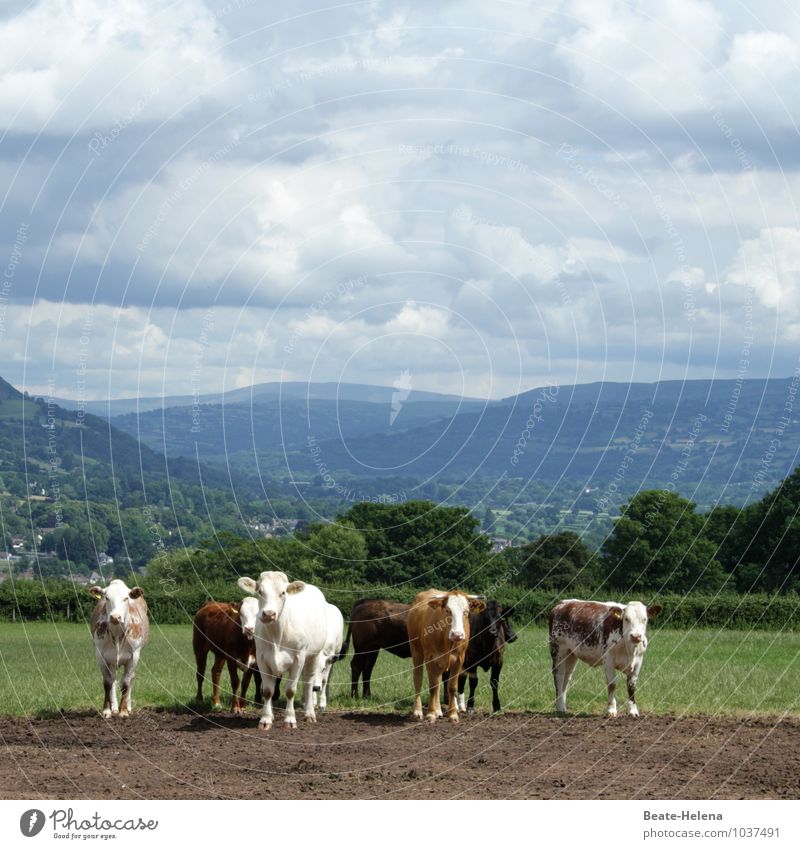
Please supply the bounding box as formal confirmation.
[1,710,798,800]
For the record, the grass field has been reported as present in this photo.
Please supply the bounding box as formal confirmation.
[0,622,798,717]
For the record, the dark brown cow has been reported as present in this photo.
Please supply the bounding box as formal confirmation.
[346,599,411,697]
[193,599,261,712]
[456,600,517,713]
[407,589,486,723]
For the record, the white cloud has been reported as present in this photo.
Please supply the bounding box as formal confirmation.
[726,227,800,314]
[0,0,237,134]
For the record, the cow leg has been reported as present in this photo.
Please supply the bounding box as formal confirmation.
[258,672,277,730]
[361,650,379,699]
[319,660,332,710]
[350,654,362,698]
[211,655,225,710]
[605,663,618,716]
[445,666,460,723]
[553,649,577,714]
[228,659,242,713]
[283,658,304,729]
[301,657,319,725]
[412,654,425,721]
[457,672,467,712]
[119,651,140,718]
[469,671,480,713]
[241,663,253,708]
[195,646,207,702]
[626,660,642,717]
[100,660,115,719]
[489,663,501,713]
[425,660,443,723]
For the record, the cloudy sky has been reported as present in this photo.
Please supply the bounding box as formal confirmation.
[2,0,799,401]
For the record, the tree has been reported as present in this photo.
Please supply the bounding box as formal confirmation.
[735,467,800,593]
[602,490,727,593]
[504,531,596,589]
[341,500,492,586]
[300,522,368,585]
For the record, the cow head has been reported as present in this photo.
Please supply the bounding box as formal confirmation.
[607,601,662,646]
[428,592,486,642]
[89,580,143,634]
[237,596,259,638]
[237,571,305,625]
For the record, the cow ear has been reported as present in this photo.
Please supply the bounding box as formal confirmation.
[231,605,240,616]
[286,581,305,594]
[427,597,447,609]
[647,604,662,618]
[238,577,257,594]
[609,607,623,620]
[89,586,104,600]
[468,598,487,613]
[129,587,144,599]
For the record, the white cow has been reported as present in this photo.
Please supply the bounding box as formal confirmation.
[548,599,662,717]
[237,571,330,730]
[316,602,345,710]
[89,580,149,718]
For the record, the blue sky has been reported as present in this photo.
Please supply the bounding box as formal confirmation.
[1,0,799,401]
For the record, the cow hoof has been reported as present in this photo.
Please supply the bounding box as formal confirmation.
[412,710,423,721]
[305,714,317,724]
[118,710,130,719]
[448,713,459,724]
[284,718,298,730]
[101,709,112,719]
[607,710,618,718]
[258,719,272,731]
[211,703,223,712]
[426,714,437,724]
[111,709,119,717]
[629,710,640,718]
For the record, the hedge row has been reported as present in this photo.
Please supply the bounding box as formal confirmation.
[1,578,799,631]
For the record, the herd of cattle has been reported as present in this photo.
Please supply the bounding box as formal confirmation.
[88,572,662,726]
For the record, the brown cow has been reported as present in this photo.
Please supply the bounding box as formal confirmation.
[193,598,261,712]
[407,589,486,723]
[346,599,411,698]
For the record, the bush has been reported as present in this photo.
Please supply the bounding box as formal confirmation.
[1,578,798,630]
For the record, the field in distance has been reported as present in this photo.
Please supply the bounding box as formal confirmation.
[1,623,798,718]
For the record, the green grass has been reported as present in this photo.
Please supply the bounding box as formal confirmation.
[0,623,798,717]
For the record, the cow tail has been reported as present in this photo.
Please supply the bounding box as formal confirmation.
[336,624,351,663]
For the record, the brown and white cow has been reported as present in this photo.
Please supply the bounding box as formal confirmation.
[548,599,662,717]
[407,588,486,723]
[193,598,260,713]
[89,579,149,718]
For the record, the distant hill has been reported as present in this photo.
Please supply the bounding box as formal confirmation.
[0,375,22,401]
[55,380,484,417]
[0,379,262,506]
[277,377,800,502]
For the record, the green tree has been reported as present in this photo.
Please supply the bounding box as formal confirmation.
[735,467,800,592]
[341,500,491,587]
[300,521,368,584]
[504,531,596,589]
[602,490,727,593]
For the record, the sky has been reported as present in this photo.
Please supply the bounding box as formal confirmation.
[2,0,800,401]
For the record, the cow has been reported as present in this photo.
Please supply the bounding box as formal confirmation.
[407,589,486,723]
[89,579,149,719]
[548,599,662,717]
[346,599,411,698]
[455,600,517,713]
[193,598,262,712]
[237,571,332,730]
[315,602,346,710]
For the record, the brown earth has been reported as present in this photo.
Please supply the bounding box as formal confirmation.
[1,710,798,800]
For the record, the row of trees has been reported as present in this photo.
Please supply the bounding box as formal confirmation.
[144,467,800,596]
